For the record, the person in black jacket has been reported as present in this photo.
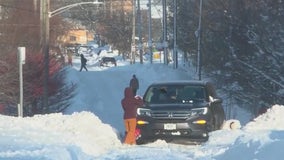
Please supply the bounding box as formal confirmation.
[129,74,139,96]
[79,54,88,72]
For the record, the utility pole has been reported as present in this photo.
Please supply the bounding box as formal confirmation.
[148,0,153,64]
[131,0,136,64]
[173,0,177,69]
[197,0,203,80]
[162,0,168,64]
[40,0,50,112]
[137,0,143,64]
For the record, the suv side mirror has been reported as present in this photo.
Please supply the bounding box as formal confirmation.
[209,96,222,104]
[213,98,222,103]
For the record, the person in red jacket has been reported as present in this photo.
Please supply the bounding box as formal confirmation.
[121,87,143,145]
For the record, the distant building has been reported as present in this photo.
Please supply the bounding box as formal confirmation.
[102,0,133,15]
[58,29,94,46]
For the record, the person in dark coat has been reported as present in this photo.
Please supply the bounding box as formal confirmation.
[79,54,88,72]
[121,87,143,145]
[129,74,139,96]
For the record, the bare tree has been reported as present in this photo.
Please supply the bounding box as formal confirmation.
[0,0,76,116]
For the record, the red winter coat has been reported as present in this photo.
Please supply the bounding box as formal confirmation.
[121,87,144,119]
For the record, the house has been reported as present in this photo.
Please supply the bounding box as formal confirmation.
[58,29,94,46]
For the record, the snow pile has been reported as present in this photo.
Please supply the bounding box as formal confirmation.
[0,112,121,159]
[244,104,284,130]
[206,105,284,160]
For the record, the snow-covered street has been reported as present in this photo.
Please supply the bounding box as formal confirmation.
[0,52,283,160]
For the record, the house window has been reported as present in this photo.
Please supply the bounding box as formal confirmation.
[70,36,76,41]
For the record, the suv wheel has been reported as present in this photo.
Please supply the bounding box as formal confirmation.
[215,107,225,130]
[136,138,145,145]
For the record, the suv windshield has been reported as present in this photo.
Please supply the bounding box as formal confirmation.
[144,85,206,104]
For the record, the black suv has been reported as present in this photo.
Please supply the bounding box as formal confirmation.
[135,80,225,144]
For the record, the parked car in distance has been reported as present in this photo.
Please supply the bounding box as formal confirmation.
[99,57,117,67]
[135,80,226,144]
[77,45,95,57]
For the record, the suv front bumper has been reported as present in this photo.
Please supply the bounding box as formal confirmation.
[136,118,210,144]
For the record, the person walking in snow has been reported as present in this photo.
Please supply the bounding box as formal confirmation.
[121,87,143,145]
[79,54,88,72]
[129,74,139,96]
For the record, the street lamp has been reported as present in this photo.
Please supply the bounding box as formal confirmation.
[49,1,103,18]
[40,0,103,111]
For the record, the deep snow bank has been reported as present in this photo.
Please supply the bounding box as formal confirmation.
[206,105,284,160]
[244,104,284,130]
[0,105,283,160]
[0,112,121,157]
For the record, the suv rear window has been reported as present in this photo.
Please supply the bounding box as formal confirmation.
[144,85,206,104]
